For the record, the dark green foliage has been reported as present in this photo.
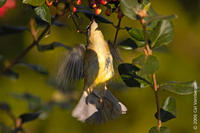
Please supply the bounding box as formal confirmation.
[19,112,40,124]
[118,63,151,87]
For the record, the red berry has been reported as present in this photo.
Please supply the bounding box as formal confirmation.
[101,0,107,5]
[73,7,77,13]
[76,0,81,5]
[95,7,102,15]
[92,3,97,8]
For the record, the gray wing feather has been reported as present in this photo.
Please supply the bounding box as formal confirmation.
[56,44,86,90]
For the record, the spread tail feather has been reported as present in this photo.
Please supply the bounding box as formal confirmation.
[72,89,127,124]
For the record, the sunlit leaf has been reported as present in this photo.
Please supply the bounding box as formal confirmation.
[76,9,113,24]
[120,0,149,20]
[150,20,174,48]
[22,0,45,6]
[133,54,159,74]
[0,0,6,8]
[149,126,170,133]
[17,62,48,75]
[160,81,199,95]
[155,97,176,122]
[34,4,51,24]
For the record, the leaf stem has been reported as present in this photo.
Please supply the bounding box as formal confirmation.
[140,18,161,129]
[113,17,122,48]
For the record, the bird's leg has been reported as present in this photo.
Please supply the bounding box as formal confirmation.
[103,84,114,113]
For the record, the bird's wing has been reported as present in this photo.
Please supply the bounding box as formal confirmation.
[83,49,99,89]
[56,44,86,90]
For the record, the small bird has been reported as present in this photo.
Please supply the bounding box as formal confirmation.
[56,20,127,123]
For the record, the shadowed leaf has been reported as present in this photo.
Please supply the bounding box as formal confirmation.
[118,63,150,87]
[155,97,176,122]
[37,42,72,51]
[118,38,138,50]
[0,25,27,35]
[160,81,199,95]
[17,62,48,75]
[19,112,40,123]
[4,69,19,79]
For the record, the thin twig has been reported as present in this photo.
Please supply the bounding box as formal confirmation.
[140,18,161,129]
[113,18,122,48]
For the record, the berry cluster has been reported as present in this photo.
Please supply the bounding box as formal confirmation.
[72,0,120,16]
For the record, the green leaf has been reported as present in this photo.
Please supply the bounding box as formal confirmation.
[155,97,176,122]
[120,0,149,20]
[160,81,199,95]
[118,63,151,87]
[34,4,51,24]
[149,126,170,133]
[22,0,45,6]
[127,27,144,41]
[0,0,6,8]
[162,97,176,116]
[133,54,159,74]
[150,20,174,48]
[17,62,48,75]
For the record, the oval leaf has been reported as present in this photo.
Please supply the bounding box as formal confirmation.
[155,97,176,122]
[133,54,159,74]
[149,126,170,133]
[121,0,149,20]
[34,4,51,24]
[160,81,199,95]
[150,20,174,48]
[22,0,44,6]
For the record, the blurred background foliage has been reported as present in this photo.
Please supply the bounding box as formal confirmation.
[0,0,200,133]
